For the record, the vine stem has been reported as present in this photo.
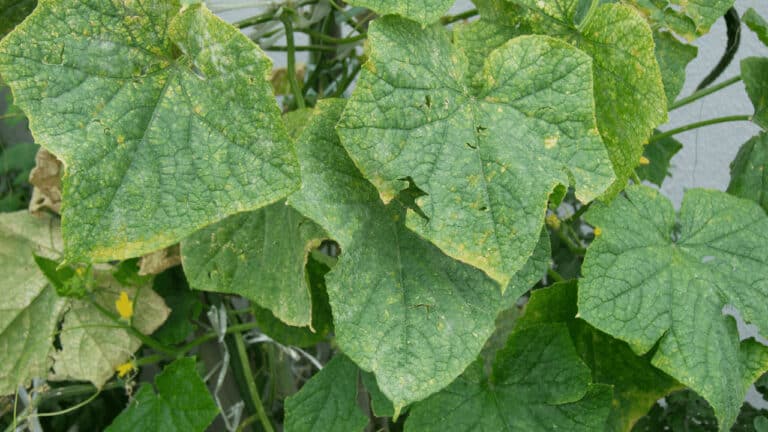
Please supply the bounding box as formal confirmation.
[177,322,262,355]
[233,330,274,432]
[649,115,751,143]
[669,75,741,110]
[440,8,478,25]
[281,14,306,109]
[547,268,565,283]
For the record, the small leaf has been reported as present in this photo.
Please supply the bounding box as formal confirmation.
[744,8,768,47]
[405,324,613,431]
[654,31,698,105]
[580,185,768,429]
[728,132,768,212]
[338,16,613,286]
[0,1,298,261]
[284,355,368,432]
[106,357,218,432]
[636,131,683,186]
[345,0,454,25]
[181,201,327,327]
[742,57,768,130]
[624,0,735,40]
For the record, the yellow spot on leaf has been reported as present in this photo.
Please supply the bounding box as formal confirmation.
[116,361,135,378]
[593,227,602,237]
[544,135,559,149]
[116,291,134,320]
[639,156,650,165]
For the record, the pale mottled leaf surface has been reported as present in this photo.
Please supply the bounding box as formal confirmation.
[580,185,768,430]
[181,201,326,327]
[654,31,698,104]
[338,17,613,286]
[289,99,501,411]
[0,1,297,261]
[519,281,681,432]
[284,355,368,432]
[742,57,768,130]
[51,277,170,387]
[501,1,666,195]
[0,211,66,395]
[626,0,735,40]
[405,324,613,431]
[345,0,454,25]
[728,132,768,212]
[744,8,768,47]
[105,357,218,432]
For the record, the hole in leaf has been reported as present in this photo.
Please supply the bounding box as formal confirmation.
[424,95,432,108]
[318,239,341,257]
[476,125,487,133]
[466,142,477,149]
[701,255,716,264]
[479,206,488,211]
[190,64,207,80]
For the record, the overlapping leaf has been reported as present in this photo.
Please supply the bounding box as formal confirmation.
[284,355,368,432]
[624,0,735,40]
[742,57,768,130]
[338,16,613,286]
[181,201,327,327]
[636,133,683,186]
[580,185,768,430]
[518,281,681,432]
[510,0,667,195]
[105,357,218,432]
[345,0,454,25]
[0,1,297,261]
[654,31,698,105]
[744,8,768,47]
[404,324,613,431]
[728,132,768,212]
[289,99,502,412]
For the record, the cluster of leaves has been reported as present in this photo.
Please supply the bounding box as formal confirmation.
[0,0,767,431]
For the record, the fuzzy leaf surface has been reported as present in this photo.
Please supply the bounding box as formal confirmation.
[105,357,218,432]
[580,185,768,430]
[0,1,297,261]
[338,17,613,286]
[289,99,501,411]
[511,1,667,194]
[182,201,326,327]
[284,355,368,432]
[405,324,613,431]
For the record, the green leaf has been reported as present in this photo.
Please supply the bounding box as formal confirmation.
[580,185,768,430]
[404,324,613,431]
[337,16,613,286]
[742,57,768,130]
[502,1,667,195]
[0,1,297,262]
[519,282,681,432]
[181,201,326,327]
[361,371,397,418]
[50,274,170,387]
[289,99,502,411]
[105,357,218,432]
[654,31,698,105]
[728,132,768,212]
[625,0,734,40]
[0,210,67,395]
[33,254,91,298]
[636,131,683,186]
[0,0,35,38]
[345,0,454,25]
[744,8,768,47]
[284,354,369,432]
[151,266,202,345]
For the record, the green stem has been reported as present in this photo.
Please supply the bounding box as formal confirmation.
[178,322,262,355]
[331,62,362,97]
[297,29,367,44]
[440,9,478,25]
[281,15,306,109]
[576,0,600,31]
[265,44,338,52]
[233,330,274,432]
[649,114,751,143]
[547,268,565,283]
[630,171,642,184]
[552,225,586,255]
[669,75,741,110]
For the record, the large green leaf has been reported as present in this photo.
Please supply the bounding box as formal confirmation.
[0,0,35,38]
[654,31,698,105]
[181,201,327,327]
[337,16,613,286]
[105,357,218,432]
[742,57,768,131]
[289,99,502,412]
[284,354,369,432]
[518,281,681,432]
[0,211,66,395]
[744,8,768,47]
[511,1,667,195]
[345,0,454,25]
[0,1,297,262]
[580,185,768,430]
[625,0,735,40]
[728,132,768,212]
[404,324,613,431]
